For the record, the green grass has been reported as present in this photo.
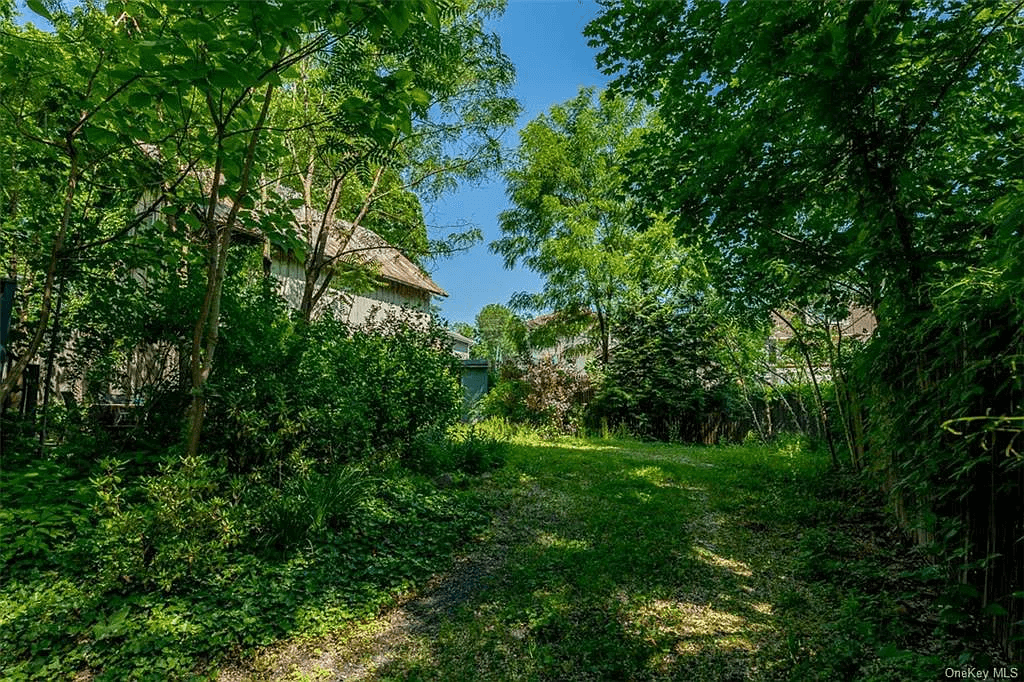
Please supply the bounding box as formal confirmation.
[2,431,1005,680]
[344,433,998,681]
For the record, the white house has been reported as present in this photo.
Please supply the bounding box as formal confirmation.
[269,219,447,327]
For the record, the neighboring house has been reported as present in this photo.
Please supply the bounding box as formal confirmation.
[447,329,474,360]
[765,305,877,384]
[526,312,596,372]
[441,330,490,410]
[54,190,450,407]
[769,306,876,345]
[270,219,447,328]
[460,359,489,409]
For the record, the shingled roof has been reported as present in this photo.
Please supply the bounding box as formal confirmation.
[206,185,446,298]
[321,222,447,298]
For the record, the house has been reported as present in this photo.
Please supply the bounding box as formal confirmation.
[526,311,598,372]
[765,305,877,384]
[269,219,447,328]
[447,329,474,360]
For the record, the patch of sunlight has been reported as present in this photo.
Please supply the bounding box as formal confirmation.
[693,545,753,578]
[621,448,717,467]
[533,439,621,452]
[628,465,668,484]
[535,532,590,552]
[775,439,806,458]
[629,600,763,653]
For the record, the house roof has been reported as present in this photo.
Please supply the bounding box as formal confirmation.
[446,329,474,345]
[321,222,447,298]
[769,306,876,341]
[205,184,447,298]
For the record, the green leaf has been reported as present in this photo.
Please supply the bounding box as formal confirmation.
[25,0,51,20]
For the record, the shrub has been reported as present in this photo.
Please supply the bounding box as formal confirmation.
[480,362,591,434]
[406,425,507,476]
[258,463,373,552]
[586,295,737,442]
[87,452,251,592]
[203,290,463,472]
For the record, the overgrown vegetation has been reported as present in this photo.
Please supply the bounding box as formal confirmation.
[1,253,506,680]
[586,294,740,443]
[271,432,1007,680]
[479,362,592,435]
[0,442,496,679]
[584,0,1024,657]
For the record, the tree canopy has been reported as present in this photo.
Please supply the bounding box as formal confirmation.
[586,0,1024,317]
[493,88,684,363]
[586,0,1024,655]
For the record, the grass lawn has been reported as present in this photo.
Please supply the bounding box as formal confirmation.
[229,433,999,681]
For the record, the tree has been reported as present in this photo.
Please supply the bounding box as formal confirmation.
[586,0,1022,316]
[0,5,176,413]
[0,0,450,458]
[472,303,527,367]
[492,88,680,364]
[587,0,1024,654]
[587,293,733,442]
[269,0,518,321]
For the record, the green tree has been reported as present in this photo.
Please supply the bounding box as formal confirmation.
[587,0,1024,653]
[269,0,518,321]
[492,88,680,364]
[587,293,733,442]
[586,0,1022,316]
[0,4,180,412]
[1,1,452,457]
[472,303,527,367]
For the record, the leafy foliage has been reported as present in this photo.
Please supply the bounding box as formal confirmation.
[480,362,591,434]
[587,295,738,443]
[0,445,489,680]
[471,302,529,368]
[493,88,683,364]
[586,0,1024,655]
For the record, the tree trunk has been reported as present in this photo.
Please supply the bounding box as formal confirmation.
[185,82,276,457]
[0,155,77,406]
[774,309,839,468]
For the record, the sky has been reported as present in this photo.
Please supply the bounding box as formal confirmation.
[424,0,611,327]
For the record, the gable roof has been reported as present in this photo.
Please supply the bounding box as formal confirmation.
[205,185,447,298]
[320,222,447,298]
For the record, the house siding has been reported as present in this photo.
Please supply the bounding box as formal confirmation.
[270,256,431,328]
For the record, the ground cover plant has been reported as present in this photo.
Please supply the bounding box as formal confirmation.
[0,435,501,680]
[0,279,506,679]
[237,428,1012,681]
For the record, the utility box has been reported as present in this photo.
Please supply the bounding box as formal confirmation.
[460,359,489,410]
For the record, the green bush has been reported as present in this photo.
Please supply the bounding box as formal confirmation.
[586,295,738,442]
[406,425,507,476]
[86,452,251,593]
[202,287,463,472]
[259,463,372,552]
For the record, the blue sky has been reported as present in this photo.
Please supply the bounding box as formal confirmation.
[424,0,610,327]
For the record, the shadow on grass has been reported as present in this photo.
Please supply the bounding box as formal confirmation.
[367,439,821,681]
